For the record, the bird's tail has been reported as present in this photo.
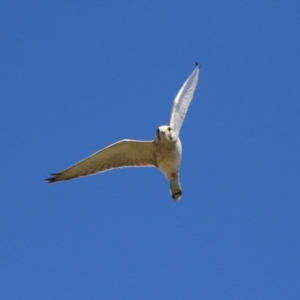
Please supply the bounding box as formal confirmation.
[170,174,182,200]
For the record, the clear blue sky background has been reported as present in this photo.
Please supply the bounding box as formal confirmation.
[1,2,300,299]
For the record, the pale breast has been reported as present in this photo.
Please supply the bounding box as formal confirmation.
[155,139,182,179]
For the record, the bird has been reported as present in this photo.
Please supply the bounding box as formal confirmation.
[46,63,201,200]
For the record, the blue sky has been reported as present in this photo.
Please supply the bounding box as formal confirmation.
[1,1,300,299]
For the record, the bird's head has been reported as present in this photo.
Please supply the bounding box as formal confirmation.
[155,126,178,143]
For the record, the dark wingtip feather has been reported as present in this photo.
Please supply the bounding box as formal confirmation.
[45,177,55,183]
[45,173,60,183]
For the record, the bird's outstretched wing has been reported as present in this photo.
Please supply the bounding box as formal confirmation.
[46,140,157,183]
[169,63,200,134]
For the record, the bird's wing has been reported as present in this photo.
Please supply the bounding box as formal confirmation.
[46,139,157,183]
[169,63,200,134]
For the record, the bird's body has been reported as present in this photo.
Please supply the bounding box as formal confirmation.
[156,139,181,180]
[154,125,182,199]
[46,63,200,200]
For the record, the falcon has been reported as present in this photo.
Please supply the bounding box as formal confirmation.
[46,63,201,200]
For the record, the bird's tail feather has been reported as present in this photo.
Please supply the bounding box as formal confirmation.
[170,176,182,200]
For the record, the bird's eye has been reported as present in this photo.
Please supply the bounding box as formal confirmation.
[168,127,171,131]
[156,128,160,141]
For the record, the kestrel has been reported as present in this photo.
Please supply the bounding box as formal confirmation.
[46,63,200,200]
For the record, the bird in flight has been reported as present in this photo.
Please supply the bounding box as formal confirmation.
[46,63,201,200]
